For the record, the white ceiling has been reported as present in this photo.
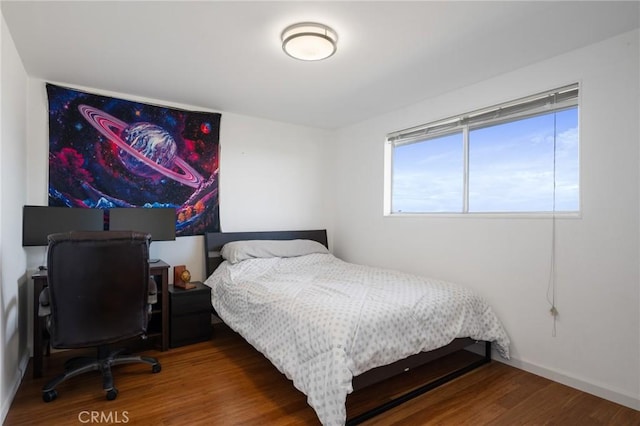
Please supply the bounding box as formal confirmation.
[2,1,639,129]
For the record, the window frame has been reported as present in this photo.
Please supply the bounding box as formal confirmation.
[384,84,580,217]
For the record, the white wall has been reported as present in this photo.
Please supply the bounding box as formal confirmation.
[331,30,640,409]
[25,81,331,282]
[0,11,29,422]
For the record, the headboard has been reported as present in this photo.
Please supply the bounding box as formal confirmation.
[204,229,328,278]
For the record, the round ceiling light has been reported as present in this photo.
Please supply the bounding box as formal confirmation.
[281,22,338,61]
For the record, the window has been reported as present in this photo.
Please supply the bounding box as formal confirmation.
[386,84,579,214]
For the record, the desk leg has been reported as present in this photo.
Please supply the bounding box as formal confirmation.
[159,268,169,351]
[32,276,45,378]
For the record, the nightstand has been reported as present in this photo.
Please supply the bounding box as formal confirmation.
[169,281,212,348]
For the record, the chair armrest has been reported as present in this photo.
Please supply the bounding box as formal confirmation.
[38,288,51,317]
[147,278,157,305]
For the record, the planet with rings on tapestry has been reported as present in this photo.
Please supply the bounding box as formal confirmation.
[77,104,204,189]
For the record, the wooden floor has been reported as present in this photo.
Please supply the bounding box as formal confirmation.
[6,323,640,425]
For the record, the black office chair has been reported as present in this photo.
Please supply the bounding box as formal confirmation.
[39,231,161,402]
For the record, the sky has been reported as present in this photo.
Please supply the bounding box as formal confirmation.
[392,107,579,213]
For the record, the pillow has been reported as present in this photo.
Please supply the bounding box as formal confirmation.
[221,239,329,264]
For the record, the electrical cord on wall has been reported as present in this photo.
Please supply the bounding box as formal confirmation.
[547,214,558,337]
[547,111,559,337]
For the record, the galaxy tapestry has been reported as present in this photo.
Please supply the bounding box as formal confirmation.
[47,84,221,236]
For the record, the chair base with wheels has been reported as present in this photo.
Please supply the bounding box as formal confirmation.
[42,345,161,402]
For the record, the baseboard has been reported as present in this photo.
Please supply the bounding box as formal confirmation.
[1,352,30,423]
[465,343,640,411]
[499,356,640,411]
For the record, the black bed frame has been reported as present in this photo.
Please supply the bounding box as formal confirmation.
[204,230,491,424]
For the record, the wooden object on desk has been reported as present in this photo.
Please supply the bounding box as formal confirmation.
[30,260,170,379]
[173,264,196,289]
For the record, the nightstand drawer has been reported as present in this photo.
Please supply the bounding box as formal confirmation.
[170,311,212,348]
[169,282,211,314]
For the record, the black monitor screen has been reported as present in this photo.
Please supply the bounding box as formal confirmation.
[22,206,105,246]
[108,207,176,241]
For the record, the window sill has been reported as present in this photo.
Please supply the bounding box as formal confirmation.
[384,212,582,219]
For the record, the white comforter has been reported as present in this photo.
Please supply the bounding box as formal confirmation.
[204,253,510,426]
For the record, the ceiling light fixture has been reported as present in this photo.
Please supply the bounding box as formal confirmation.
[281,22,338,61]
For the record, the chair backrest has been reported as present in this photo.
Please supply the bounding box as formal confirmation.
[46,230,151,348]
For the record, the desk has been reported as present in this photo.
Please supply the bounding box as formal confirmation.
[31,260,170,379]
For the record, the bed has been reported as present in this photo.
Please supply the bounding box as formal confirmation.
[203,230,510,425]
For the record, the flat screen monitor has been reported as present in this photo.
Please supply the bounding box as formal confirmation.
[22,205,105,246]
[108,207,176,241]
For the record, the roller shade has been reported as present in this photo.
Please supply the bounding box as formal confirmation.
[388,83,579,146]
